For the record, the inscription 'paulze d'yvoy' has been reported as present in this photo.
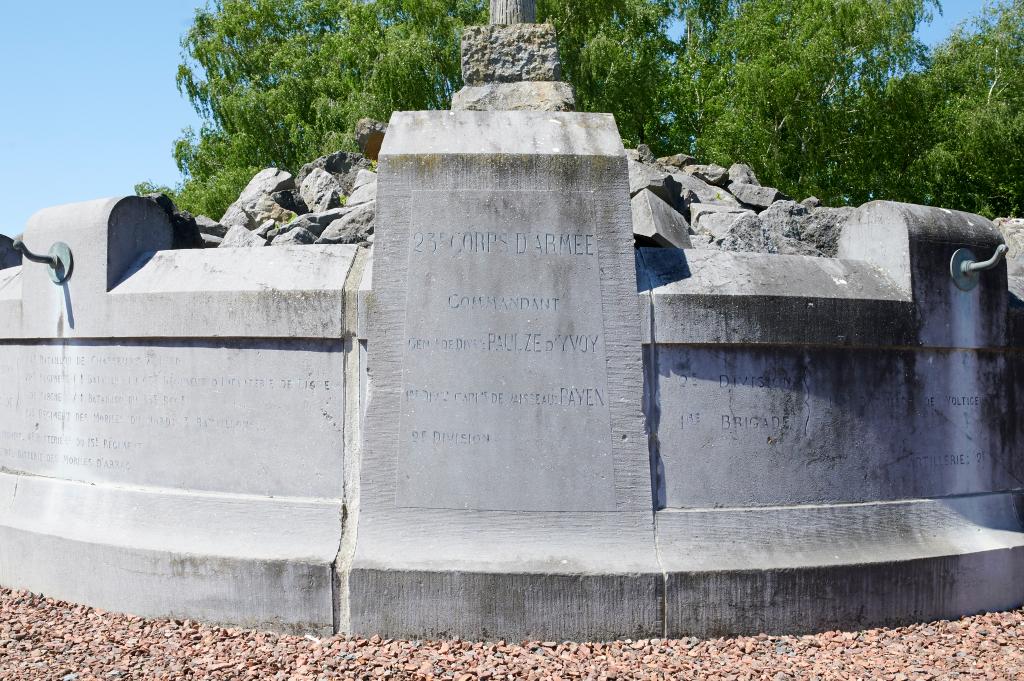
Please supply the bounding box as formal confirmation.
[396,189,616,512]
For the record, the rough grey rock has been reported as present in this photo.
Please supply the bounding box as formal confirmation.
[728,163,759,186]
[462,24,561,85]
[635,145,657,164]
[452,81,576,112]
[802,206,854,257]
[669,171,740,214]
[221,168,295,229]
[220,224,267,248]
[628,160,682,208]
[200,233,223,248]
[254,219,278,238]
[194,215,227,238]
[659,153,697,170]
[316,201,375,245]
[296,151,372,195]
[299,168,344,213]
[271,227,316,246]
[271,189,308,216]
[759,200,809,240]
[285,208,350,238]
[996,218,1024,276]
[800,196,822,209]
[0,234,21,269]
[706,205,825,257]
[730,182,788,210]
[691,205,757,242]
[143,193,203,249]
[352,169,377,191]
[253,195,298,226]
[346,179,377,207]
[631,189,691,249]
[684,164,729,187]
[355,118,387,161]
[220,203,255,230]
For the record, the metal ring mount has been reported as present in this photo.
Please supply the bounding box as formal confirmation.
[950,244,1009,292]
[13,238,74,285]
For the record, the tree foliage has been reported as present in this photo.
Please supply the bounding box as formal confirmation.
[165,0,1024,220]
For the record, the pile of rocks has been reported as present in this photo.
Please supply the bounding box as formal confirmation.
[629,145,854,257]
[146,118,387,250]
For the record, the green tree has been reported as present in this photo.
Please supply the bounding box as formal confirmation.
[167,0,688,219]
[172,0,486,219]
[907,0,1024,217]
[678,0,937,206]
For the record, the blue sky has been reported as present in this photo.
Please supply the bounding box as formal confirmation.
[0,0,991,236]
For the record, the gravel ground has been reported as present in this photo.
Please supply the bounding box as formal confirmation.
[1,589,1022,680]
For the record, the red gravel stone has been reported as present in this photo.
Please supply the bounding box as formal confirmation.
[0,588,1022,679]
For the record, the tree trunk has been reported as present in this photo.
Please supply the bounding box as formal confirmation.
[490,0,536,24]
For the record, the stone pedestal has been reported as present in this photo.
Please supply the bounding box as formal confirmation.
[348,110,659,640]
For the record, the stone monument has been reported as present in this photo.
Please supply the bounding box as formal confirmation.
[346,2,659,638]
[0,5,1021,642]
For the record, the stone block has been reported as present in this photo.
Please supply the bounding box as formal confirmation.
[631,189,691,248]
[452,81,576,112]
[355,118,387,161]
[728,162,759,186]
[461,24,561,85]
[300,167,343,213]
[348,110,658,640]
[221,224,267,248]
[730,181,788,209]
[0,197,359,632]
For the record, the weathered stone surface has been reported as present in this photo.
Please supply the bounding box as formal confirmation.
[199,233,223,248]
[691,204,757,242]
[628,160,682,208]
[352,169,377,191]
[315,201,375,245]
[299,168,344,214]
[685,164,729,187]
[355,118,387,161]
[194,215,227,238]
[997,218,1024,277]
[452,81,576,112]
[271,189,308,215]
[144,193,204,249]
[658,153,697,170]
[728,162,759,186]
[221,168,295,229]
[352,110,657,641]
[801,195,822,209]
[286,207,350,238]
[730,181,788,210]
[346,179,377,207]
[0,234,21,269]
[490,0,536,23]
[253,195,297,226]
[802,206,854,257]
[670,171,740,213]
[0,196,356,633]
[254,219,278,238]
[462,24,561,85]
[271,226,316,245]
[631,189,691,249]
[296,151,371,194]
[220,224,267,248]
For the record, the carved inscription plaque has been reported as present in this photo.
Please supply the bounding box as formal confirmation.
[396,190,617,511]
[0,340,344,498]
[655,346,1023,508]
